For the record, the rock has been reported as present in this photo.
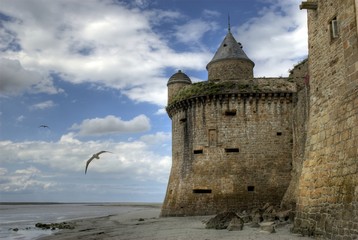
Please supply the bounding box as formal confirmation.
[248,222,260,228]
[35,222,75,230]
[259,221,276,233]
[276,209,291,222]
[252,212,263,223]
[261,203,271,211]
[238,211,252,223]
[226,216,244,231]
[262,204,276,221]
[205,212,241,230]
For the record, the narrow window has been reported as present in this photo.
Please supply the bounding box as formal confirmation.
[277,132,282,136]
[225,148,239,153]
[225,110,237,116]
[209,129,217,146]
[247,186,255,192]
[194,149,203,154]
[330,17,339,39]
[179,118,186,123]
[193,189,212,193]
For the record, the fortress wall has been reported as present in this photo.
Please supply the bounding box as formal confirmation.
[161,92,293,216]
[293,0,358,237]
[281,60,309,210]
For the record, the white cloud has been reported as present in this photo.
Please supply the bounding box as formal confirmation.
[140,132,171,145]
[16,115,25,122]
[174,19,218,45]
[70,114,151,136]
[0,58,61,96]
[0,0,211,106]
[0,131,171,186]
[29,100,56,110]
[234,0,308,77]
[155,108,167,115]
[0,166,56,192]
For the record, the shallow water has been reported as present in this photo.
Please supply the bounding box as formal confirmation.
[0,202,160,239]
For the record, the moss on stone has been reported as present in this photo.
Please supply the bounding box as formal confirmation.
[170,81,258,104]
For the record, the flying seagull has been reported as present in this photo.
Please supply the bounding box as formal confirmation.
[85,151,112,174]
[39,125,50,129]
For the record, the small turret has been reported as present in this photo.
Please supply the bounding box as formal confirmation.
[206,31,254,81]
[167,70,192,105]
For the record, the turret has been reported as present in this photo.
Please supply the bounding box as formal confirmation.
[206,31,254,81]
[167,70,192,105]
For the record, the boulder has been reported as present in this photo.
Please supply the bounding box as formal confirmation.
[259,221,276,233]
[227,216,244,231]
[275,209,292,222]
[205,212,241,230]
[238,210,252,223]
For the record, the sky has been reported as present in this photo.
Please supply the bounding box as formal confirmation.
[0,0,308,203]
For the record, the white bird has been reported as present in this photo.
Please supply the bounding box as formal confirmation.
[85,151,112,174]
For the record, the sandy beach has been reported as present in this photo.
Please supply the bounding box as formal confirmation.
[36,204,312,240]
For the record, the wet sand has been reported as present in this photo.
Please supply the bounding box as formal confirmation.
[37,205,312,240]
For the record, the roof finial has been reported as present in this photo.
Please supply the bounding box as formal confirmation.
[228,13,231,32]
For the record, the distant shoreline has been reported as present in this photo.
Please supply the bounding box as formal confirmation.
[0,202,162,206]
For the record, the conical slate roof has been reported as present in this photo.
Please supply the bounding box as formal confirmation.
[207,31,254,68]
[167,70,192,86]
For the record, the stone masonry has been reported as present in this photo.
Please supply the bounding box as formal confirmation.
[161,30,295,217]
[162,1,358,238]
[293,0,358,238]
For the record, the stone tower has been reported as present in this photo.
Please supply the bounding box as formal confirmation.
[293,0,358,237]
[161,29,296,217]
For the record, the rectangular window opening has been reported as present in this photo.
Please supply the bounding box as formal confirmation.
[225,148,239,153]
[330,17,339,39]
[277,132,282,136]
[194,149,203,154]
[225,110,237,116]
[193,189,212,194]
[179,118,187,123]
[247,186,255,192]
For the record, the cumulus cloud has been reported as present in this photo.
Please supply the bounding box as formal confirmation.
[0,166,56,192]
[70,114,151,136]
[0,131,171,185]
[0,58,61,96]
[29,100,56,110]
[140,132,171,145]
[0,0,212,106]
[16,115,25,122]
[174,19,219,45]
[234,0,308,77]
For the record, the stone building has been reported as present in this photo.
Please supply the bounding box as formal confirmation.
[161,29,301,217]
[162,0,358,237]
[292,0,358,238]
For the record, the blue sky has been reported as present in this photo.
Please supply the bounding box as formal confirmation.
[0,0,307,202]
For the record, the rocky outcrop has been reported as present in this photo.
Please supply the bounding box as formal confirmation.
[205,203,293,234]
[35,222,75,230]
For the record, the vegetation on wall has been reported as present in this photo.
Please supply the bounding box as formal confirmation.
[170,81,258,104]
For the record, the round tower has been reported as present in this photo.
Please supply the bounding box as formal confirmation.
[206,31,255,81]
[161,27,294,218]
[167,70,192,105]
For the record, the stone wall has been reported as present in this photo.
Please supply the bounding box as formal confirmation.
[207,59,254,81]
[293,0,358,238]
[281,59,309,210]
[161,79,295,217]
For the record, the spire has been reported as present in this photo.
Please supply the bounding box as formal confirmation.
[228,13,231,32]
[207,31,254,66]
